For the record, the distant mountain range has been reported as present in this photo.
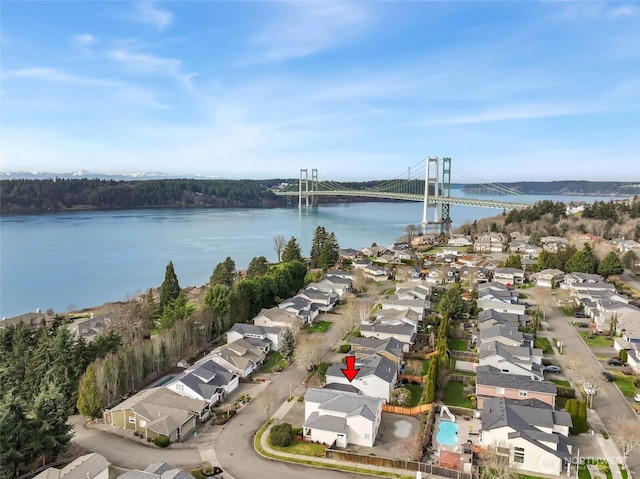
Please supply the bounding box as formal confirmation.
[0,170,220,181]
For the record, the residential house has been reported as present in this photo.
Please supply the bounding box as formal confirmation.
[479,342,544,380]
[34,454,110,479]
[0,310,55,331]
[303,388,383,448]
[103,387,209,442]
[307,275,352,298]
[478,324,533,348]
[492,268,525,286]
[509,240,531,254]
[278,296,319,324]
[477,310,530,330]
[325,355,398,401]
[338,248,359,260]
[458,266,489,285]
[611,238,640,254]
[253,307,301,329]
[166,359,238,404]
[69,314,107,340]
[395,282,431,301]
[353,258,374,270]
[481,397,573,476]
[477,282,526,315]
[378,296,427,318]
[226,323,284,352]
[297,288,338,312]
[373,307,421,333]
[360,323,416,351]
[448,236,473,247]
[211,338,265,378]
[531,269,565,288]
[563,272,604,285]
[118,463,196,479]
[361,264,389,280]
[349,337,404,367]
[541,236,569,253]
[475,367,557,408]
[474,233,506,253]
[327,270,355,281]
[360,245,389,257]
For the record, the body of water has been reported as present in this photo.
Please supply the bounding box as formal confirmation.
[0,190,624,318]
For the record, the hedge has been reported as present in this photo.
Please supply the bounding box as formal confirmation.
[270,423,293,447]
[154,435,170,448]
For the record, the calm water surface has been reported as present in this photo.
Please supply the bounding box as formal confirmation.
[0,191,622,317]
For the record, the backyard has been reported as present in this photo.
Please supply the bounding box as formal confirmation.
[443,381,473,408]
[534,337,553,354]
[258,352,288,373]
[307,321,332,334]
[448,339,468,351]
[404,383,423,407]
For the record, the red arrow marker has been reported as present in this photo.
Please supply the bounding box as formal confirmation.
[341,356,360,382]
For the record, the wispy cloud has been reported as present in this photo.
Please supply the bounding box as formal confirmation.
[71,33,98,53]
[436,102,595,125]
[2,67,169,109]
[130,2,173,32]
[251,2,372,62]
[107,47,195,89]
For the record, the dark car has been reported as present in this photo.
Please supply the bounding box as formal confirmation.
[602,371,615,381]
[574,312,589,319]
[578,322,589,328]
[545,365,562,373]
[607,358,625,366]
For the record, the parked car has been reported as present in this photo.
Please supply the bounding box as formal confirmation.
[607,358,625,366]
[578,322,589,328]
[602,371,615,381]
[545,365,562,373]
[574,312,589,319]
[634,393,640,403]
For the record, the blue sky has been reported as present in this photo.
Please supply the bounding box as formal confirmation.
[1,1,639,182]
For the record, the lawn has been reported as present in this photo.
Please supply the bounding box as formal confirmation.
[579,331,614,348]
[422,360,431,375]
[448,339,468,351]
[534,337,553,354]
[405,384,423,407]
[557,396,569,410]
[258,352,288,373]
[268,436,327,457]
[550,379,571,387]
[443,381,473,408]
[612,372,638,398]
[307,321,332,333]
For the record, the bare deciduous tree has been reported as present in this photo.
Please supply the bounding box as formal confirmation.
[273,235,286,263]
[258,389,278,422]
[295,339,322,372]
[479,443,520,479]
[610,417,640,469]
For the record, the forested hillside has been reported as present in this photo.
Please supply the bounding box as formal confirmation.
[462,180,640,196]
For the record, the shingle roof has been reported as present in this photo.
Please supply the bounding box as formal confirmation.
[326,355,397,384]
[477,368,557,394]
[360,323,415,340]
[323,383,362,394]
[229,323,282,336]
[35,453,111,479]
[302,412,347,433]
[304,388,382,422]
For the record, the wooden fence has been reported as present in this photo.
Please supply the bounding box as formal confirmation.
[382,403,431,415]
[398,373,424,383]
[450,350,478,359]
[404,351,437,360]
[450,374,475,384]
[325,449,473,479]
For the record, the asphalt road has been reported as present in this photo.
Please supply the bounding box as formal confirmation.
[535,288,640,474]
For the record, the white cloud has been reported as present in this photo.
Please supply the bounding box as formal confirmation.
[71,33,98,53]
[131,2,173,32]
[2,67,168,109]
[107,48,195,89]
[251,2,372,62]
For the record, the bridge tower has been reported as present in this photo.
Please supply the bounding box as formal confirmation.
[298,168,319,208]
[421,157,453,234]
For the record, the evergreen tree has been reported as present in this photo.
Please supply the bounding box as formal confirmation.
[620,349,628,363]
[310,226,328,268]
[566,245,598,274]
[77,365,104,419]
[440,284,468,320]
[280,328,296,359]
[504,254,522,269]
[536,250,556,271]
[622,250,638,269]
[204,284,231,335]
[247,256,269,278]
[0,395,31,479]
[159,261,181,313]
[32,382,73,463]
[210,257,236,287]
[598,251,624,277]
[282,236,302,262]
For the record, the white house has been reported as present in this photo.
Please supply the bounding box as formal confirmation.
[307,275,352,298]
[297,288,338,312]
[360,323,416,351]
[479,342,544,381]
[477,310,530,330]
[210,338,265,378]
[34,453,110,479]
[478,324,533,348]
[324,355,398,401]
[303,388,383,447]
[448,236,473,247]
[373,308,421,333]
[531,269,565,288]
[362,264,389,280]
[226,323,283,352]
[278,296,319,324]
[378,296,427,318]
[253,307,301,329]
[167,359,239,403]
[493,268,525,286]
[481,397,573,476]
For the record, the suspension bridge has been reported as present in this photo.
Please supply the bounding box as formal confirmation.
[273,157,530,233]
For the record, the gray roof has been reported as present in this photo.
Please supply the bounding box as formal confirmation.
[326,355,397,384]
[360,323,415,341]
[243,337,271,349]
[228,323,282,336]
[477,368,557,394]
[350,336,404,360]
[479,342,543,363]
[171,359,236,399]
[304,388,382,422]
[35,453,111,479]
[479,324,524,344]
[323,383,362,394]
[478,310,530,325]
[118,464,195,479]
[303,412,347,433]
[482,397,573,462]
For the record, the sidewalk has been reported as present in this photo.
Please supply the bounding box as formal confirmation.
[587,409,625,479]
[256,396,414,479]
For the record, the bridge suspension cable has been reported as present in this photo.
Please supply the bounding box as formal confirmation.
[454,164,526,196]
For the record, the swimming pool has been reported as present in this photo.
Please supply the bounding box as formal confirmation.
[436,420,459,446]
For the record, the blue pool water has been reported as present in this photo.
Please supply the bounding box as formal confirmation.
[436,420,459,446]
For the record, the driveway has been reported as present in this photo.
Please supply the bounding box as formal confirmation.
[69,416,203,470]
[531,287,640,474]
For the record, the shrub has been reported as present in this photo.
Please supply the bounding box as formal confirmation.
[339,344,351,353]
[272,365,282,373]
[154,435,170,448]
[297,396,304,401]
[270,423,293,447]
[556,386,576,398]
[634,377,640,388]
[622,366,635,376]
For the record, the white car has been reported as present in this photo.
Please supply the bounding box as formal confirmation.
[634,393,640,403]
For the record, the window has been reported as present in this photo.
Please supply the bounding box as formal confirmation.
[496,387,505,395]
[518,390,528,397]
[128,416,136,424]
[497,447,510,456]
[139,420,147,427]
[513,447,525,464]
[365,434,370,440]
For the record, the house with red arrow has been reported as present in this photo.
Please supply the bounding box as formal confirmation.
[302,388,383,448]
[324,355,398,402]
